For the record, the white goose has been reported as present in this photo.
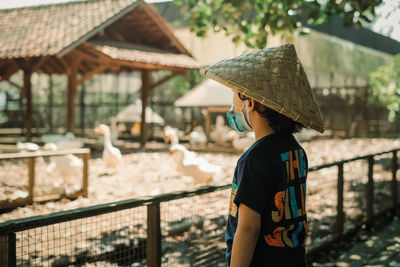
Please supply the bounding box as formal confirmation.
[210,115,231,146]
[227,130,255,152]
[164,126,196,159]
[16,141,40,152]
[42,132,83,150]
[95,124,123,170]
[163,126,180,145]
[169,144,221,185]
[44,143,83,184]
[189,126,207,148]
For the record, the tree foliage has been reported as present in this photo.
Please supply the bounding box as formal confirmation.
[174,0,383,49]
[369,54,400,122]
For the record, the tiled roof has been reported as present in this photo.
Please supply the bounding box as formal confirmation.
[0,0,139,58]
[0,0,196,61]
[92,41,201,69]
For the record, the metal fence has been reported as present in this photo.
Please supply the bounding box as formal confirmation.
[0,149,399,267]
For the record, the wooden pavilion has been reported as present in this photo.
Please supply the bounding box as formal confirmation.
[174,79,233,139]
[0,0,200,146]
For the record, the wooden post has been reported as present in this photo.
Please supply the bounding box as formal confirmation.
[48,74,54,133]
[0,235,8,266]
[66,55,81,133]
[204,108,211,142]
[0,233,16,267]
[147,202,161,267]
[140,70,150,148]
[27,157,35,204]
[336,163,344,234]
[67,70,78,132]
[17,57,47,139]
[8,233,16,267]
[23,71,33,140]
[392,151,398,213]
[80,82,86,136]
[366,156,374,221]
[82,152,89,198]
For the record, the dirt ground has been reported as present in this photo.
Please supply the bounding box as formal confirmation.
[0,137,399,226]
[1,137,399,266]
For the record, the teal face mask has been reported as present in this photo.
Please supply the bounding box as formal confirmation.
[226,100,253,132]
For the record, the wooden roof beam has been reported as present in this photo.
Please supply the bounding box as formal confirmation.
[14,56,47,74]
[114,58,192,72]
[71,48,103,65]
[0,63,19,81]
[149,70,186,90]
[78,64,108,85]
[5,79,23,92]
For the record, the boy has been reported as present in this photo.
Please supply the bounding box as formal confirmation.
[200,44,324,266]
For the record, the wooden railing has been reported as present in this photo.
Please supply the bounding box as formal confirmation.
[0,148,90,205]
[306,149,399,259]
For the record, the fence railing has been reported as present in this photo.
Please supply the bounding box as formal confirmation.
[0,148,398,266]
[0,148,90,207]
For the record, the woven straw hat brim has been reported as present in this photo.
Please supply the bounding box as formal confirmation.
[200,44,324,133]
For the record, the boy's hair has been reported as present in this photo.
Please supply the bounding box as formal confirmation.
[238,93,303,135]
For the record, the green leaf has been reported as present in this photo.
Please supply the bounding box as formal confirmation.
[178,0,383,49]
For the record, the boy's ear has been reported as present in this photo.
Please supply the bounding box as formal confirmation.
[248,99,255,112]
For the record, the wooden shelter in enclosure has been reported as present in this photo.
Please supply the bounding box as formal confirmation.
[0,0,200,146]
[114,99,165,138]
[174,79,233,139]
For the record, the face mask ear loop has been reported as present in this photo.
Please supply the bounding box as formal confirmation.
[244,100,253,129]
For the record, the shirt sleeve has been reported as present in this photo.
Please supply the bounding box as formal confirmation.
[233,152,271,214]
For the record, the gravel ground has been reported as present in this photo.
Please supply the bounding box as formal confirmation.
[1,137,399,223]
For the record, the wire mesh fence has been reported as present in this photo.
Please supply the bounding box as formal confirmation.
[160,189,228,266]
[14,205,147,266]
[0,149,399,267]
[0,185,230,267]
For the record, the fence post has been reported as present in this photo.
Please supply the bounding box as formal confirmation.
[366,156,374,222]
[392,151,398,214]
[0,233,16,267]
[147,202,161,267]
[8,233,16,267]
[336,163,344,235]
[0,235,7,266]
[27,157,35,204]
[82,152,89,198]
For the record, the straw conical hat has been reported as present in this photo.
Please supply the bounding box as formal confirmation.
[200,44,324,133]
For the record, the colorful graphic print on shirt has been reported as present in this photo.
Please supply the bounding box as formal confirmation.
[229,182,238,217]
[264,149,308,248]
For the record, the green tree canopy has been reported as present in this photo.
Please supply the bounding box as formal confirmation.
[369,54,400,122]
[174,0,383,49]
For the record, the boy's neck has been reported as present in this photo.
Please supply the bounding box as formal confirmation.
[253,126,276,141]
[250,113,276,140]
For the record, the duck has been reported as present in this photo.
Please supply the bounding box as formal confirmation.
[227,130,255,152]
[164,126,196,159]
[294,128,315,142]
[43,143,83,184]
[164,126,180,145]
[42,132,83,149]
[189,126,207,148]
[210,115,231,146]
[16,141,40,152]
[169,144,221,185]
[95,124,123,170]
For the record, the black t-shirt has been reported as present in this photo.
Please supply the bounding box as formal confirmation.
[225,133,308,267]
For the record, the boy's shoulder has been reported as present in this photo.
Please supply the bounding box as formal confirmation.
[241,134,300,163]
[239,134,281,162]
